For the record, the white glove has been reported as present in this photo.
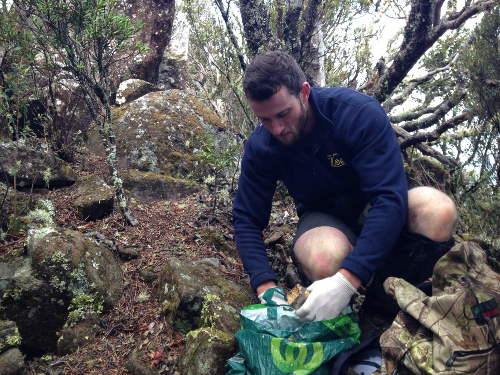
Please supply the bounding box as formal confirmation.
[258,286,288,306]
[295,272,357,322]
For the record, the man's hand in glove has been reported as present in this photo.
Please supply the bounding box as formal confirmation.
[258,286,288,306]
[295,272,357,321]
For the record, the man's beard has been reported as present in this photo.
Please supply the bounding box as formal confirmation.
[277,102,308,147]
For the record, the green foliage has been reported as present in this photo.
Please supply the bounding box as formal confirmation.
[447,7,500,243]
[183,0,254,134]
[462,7,500,130]
[173,311,193,335]
[194,134,241,217]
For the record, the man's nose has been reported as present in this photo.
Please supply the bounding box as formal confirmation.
[271,120,285,135]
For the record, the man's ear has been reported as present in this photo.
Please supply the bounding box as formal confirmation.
[300,82,311,103]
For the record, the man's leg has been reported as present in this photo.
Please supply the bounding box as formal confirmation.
[406,186,458,242]
[292,211,356,285]
[293,226,353,282]
[292,187,458,288]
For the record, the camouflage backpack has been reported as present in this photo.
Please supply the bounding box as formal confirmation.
[379,241,500,374]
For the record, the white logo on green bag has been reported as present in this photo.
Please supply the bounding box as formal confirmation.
[270,338,323,374]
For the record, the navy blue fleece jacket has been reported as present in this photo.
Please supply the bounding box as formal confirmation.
[233,87,408,291]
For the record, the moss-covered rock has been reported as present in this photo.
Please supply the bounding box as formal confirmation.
[87,90,240,202]
[0,138,77,189]
[116,79,161,106]
[177,328,237,375]
[0,348,24,375]
[158,258,253,336]
[57,311,100,355]
[0,228,122,352]
[72,175,114,221]
[0,321,21,354]
[125,348,159,375]
[121,171,199,202]
[112,90,236,177]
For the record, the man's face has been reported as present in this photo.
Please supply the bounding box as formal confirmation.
[249,85,309,146]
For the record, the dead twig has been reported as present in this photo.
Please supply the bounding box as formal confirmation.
[0,238,24,249]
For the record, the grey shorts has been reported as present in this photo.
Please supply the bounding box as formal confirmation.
[290,209,368,285]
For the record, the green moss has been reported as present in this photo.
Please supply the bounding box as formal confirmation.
[5,328,22,346]
[174,311,193,335]
[51,251,69,264]
[187,327,233,344]
[200,228,225,249]
[67,292,104,324]
[171,151,184,159]
[200,293,221,329]
[3,287,23,301]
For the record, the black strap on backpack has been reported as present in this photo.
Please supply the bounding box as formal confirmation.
[330,336,381,375]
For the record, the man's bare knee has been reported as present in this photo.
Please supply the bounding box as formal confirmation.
[407,186,458,242]
[293,226,353,282]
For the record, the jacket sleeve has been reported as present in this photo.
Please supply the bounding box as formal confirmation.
[340,100,408,284]
[232,132,279,291]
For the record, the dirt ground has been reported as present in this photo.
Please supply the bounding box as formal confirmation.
[1,151,390,374]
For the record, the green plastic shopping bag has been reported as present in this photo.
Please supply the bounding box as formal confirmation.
[225,300,361,375]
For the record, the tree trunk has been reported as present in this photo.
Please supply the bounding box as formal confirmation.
[240,0,281,58]
[158,0,189,89]
[77,76,139,226]
[302,21,325,87]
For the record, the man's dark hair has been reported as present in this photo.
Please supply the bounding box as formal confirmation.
[243,51,307,102]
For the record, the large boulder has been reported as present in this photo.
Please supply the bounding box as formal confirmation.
[158,258,253,335]
[113,90,237,176]
[0,139,77,189]
[0,227,122,352]
[88,90,240,201]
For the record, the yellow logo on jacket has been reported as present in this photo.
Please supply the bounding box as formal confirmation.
[327,154,345,167]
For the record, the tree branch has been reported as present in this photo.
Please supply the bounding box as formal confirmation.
[415,142,460,168]
[215,0,247,72]
[399,112,470,149]
[371,0,497,103]
[400,82,467,132]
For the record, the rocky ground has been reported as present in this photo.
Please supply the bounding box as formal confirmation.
[0,150,390,374]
